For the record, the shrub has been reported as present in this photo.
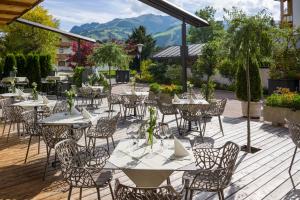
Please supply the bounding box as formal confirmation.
[149,82,161,94]
[39,54,53,78]
[266,88,300,110]
[165,64,182,85]
[135,60,154,83]
[160,84,183,96]
[15,54,26,77]
[236,62,262,102]
[218,58,237,84]
[73,66,85,87]
[27,54,41,85]
[148,62,168,83]
[4,54,16,77]
[201,80,216,101]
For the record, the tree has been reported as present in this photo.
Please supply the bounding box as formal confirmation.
[193,40,221,101]
[68,41,95,67]
[15,54,27,77]
[39,54,52,78]
[189,6,225,44]
[3,54,16,77]
[226,8,273,153]
[89,42,130,93]
[126,26,156,66]
[27,54,41,85]
[2,6,59,61]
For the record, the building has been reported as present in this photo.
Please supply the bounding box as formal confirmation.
[276,0,300,27]
[56,35,75,68]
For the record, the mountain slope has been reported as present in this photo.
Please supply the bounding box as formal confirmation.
[70,14,181,47]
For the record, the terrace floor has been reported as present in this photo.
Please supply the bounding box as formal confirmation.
[0,85,299,200]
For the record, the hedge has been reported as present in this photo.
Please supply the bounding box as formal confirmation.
[39,54,52,78]
[15,54,27,77]
[3,54,16,77]
[27,54,41,85]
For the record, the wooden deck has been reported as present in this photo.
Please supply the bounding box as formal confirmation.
[0,102,299,200]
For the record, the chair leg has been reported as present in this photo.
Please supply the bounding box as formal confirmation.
[175,114,179,131]
[189,189,194,200]
[219,190,225,200]
[79,187,82,199]
[162,114,165,123]
[6,122,12,142]
[38,135,41,154]
[96,187,101,200]
[68,186,72,200]
[2,121,6,136]
[109,182,115,200]
[106,137,110,152]
[24,135,32,163]
[289,146,297,188]
[184,188,189,200]
[111,136,115,148]
[218,116,224,136]
[43,147,51,180]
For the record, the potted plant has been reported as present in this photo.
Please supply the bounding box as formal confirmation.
[236,62,263,118]
[31,82,38,101]
[65,88,76,115]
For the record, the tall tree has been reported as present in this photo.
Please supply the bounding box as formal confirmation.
[2,6,59,61]
[189,6,225,44]
[68,41,95,67]
[226,8,273,153]
[126,26,156,60]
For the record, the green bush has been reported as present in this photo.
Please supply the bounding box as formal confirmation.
[27,54,41,85]
[218,58,237,84]
[4,54,16,77]
[201,80,216,101]
[236,62,262,102]
[15,54,26,77]
[148,62,168,83]
[149,83,161,94]
[73,66,85,87]
[135,60,154,83]
[266,91,300,111]
[39,54,52,78]
[165,64,182,85]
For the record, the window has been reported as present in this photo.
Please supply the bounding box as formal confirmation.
[59,48,64,54]
[58,61,65,66]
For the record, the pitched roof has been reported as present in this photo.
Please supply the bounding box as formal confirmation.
[152,44,204,59]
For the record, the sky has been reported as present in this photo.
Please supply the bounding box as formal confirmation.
[41,0,281,31]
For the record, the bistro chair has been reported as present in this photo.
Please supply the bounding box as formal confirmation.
[157,94,179,129]
[52,100,68,114]
[78,87,93,107]
[143,91,158,115]
[22,110,42,163]
[40,124,84,180]
[182,141,239,200]
[287,121,300,188]
[122,95,144,119]
[5,105,24,142]
[94,88,108,106]
[114,179,182,200]
[203,99,227,136]
[1,98,12,136]
[108,94,123,117]
[86,112,120,152]
[55,139,114,200]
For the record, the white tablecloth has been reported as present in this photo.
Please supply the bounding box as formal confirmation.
[0,93,30,98]
[39,112,99,126]
[120,91,149,96]
[13,100,56,108]
[106,139,196,187]
[172,98,209,105]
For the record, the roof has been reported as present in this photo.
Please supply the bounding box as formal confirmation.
[0,0,43,25]
[137,0,209,27]
[152,44,204,59]
[16,18,96,43]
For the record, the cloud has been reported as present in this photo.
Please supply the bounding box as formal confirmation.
[41,0,280,31]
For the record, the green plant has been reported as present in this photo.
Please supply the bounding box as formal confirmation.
[135,60,154,83]
[165,64,182,85]
[147,107,157,148]
[65,88,76,114]
[218,58,237,84]
[200,80,216,102]
[27,54,41,85]
[15,53,26,77]
[236,62,262,102]
[73,66,85,87]
[149,83,161,94]
[4,54,16,76]
[160,84,183,96]
[31,82,38,100]
[266,88,300,111]
[39,54,52,78]
[148,62,168,83]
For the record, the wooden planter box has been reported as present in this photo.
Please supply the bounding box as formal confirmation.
[263,106,300,126]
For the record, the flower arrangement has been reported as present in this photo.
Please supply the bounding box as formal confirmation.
[9,80,16,93]
[31,82,38,100]
[130,77,136,90]
[147,107,157,148]
[65,88,76,114]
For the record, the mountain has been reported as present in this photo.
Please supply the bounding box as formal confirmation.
[70,14,182,47]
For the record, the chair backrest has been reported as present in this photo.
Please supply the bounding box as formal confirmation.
[122,95,140,106]
[40,124,70,149]
[0,98,12,119]
[79,87,93,97]
[114,179,182,200]
[288,121,300,148]
[158,93,172,104]
[208,98,227,116]
[22,110,39,136]
[8,105,24,122]
[52,100,68,114]
[95,112,120,136]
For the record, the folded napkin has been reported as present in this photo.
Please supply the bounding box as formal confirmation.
[16,88,24,96]
[71,107,81,115]
[42,96,49,104]
[173,94,180,102]
[82,108,93,119]
[174,137,190,157]
[38,95,43,101]
[188,96,196,104]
